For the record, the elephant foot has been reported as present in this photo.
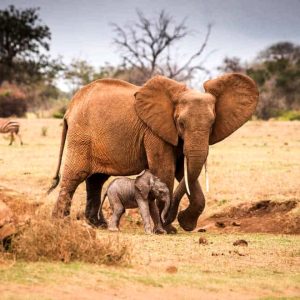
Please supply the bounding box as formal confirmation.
[52,205,67,219]
[164,224,177,234]
[87,217,108,229]
[154,226,166,234]
[178,210,198,231]
[108,226,119,232]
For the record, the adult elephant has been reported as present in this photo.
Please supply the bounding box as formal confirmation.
[49,73,258,232]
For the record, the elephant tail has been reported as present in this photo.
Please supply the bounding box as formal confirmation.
[47,118,68,194]
[98,191,108,220]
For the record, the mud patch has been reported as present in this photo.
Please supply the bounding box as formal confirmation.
[199,200,300,234]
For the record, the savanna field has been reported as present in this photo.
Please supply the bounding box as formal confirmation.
[0,119,299,300]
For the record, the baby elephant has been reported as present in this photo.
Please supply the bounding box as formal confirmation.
[100,170,170,234]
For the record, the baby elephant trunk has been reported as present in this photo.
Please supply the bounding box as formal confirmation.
[161,194,171,223]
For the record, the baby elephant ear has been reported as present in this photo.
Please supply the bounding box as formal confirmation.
[204,73,259,144]
[134,76,186,146]
[135,173,151,199]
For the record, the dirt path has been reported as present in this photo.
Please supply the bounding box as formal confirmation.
[0,283,257,300]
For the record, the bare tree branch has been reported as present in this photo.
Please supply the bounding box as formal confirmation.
[112,10,212,84]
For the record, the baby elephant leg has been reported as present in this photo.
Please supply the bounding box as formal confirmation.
[107,193,125,232]
[136,194,152,234]
[149,199,166,234]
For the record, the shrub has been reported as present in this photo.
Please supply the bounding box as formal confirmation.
[0,94,27,117]
[276,110,300,121]
[0,84,27,117]
[52,105,67,119]
[2,218,131,265]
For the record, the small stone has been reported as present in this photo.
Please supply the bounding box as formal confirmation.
[211,252,218,256]
[232,221,241,227]
[198,236,208,245]
[215,221,226,228]
[198,228,207,232]
[233,239,248,247]
[166,266,178,274]
[234,250,246,256]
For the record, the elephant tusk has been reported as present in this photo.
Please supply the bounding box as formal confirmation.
[205,159,209,193]
[184,156,191,196]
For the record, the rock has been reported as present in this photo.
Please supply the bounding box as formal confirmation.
[232,221,241,227]
[196,223,214,232]
[215,221,226,228]
[233,239,248,247]
[233,250,246,256]
[198,236,208,245]
[166,266,178,274]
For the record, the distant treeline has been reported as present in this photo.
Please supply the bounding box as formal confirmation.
[0,5,299,120]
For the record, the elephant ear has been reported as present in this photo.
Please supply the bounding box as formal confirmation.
[135,171,152,199]
[204,73,259,145]
[134,76,186,146]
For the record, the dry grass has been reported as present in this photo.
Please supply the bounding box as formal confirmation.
[2,218,130,265]
[0,186,130,266]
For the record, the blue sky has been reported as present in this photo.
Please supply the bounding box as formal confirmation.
[1,0,300,89]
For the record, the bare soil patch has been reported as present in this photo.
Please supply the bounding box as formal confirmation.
[199,199,300,234]
[0,283,255,300]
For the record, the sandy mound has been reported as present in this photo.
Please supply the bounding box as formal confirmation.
[199,199,300,234]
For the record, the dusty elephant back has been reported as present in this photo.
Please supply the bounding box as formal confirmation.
[63,79,148,175]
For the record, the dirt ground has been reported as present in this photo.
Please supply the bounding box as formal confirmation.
[0,119,300,299]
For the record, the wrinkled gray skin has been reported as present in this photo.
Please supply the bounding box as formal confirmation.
[100,170,170,234]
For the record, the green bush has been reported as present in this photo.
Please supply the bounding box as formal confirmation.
[52,105,67,119]
[276,110,300,121]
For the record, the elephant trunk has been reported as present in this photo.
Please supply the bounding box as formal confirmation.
[161,193,171,223]
[183,134,209,193]
[164,134,209,225]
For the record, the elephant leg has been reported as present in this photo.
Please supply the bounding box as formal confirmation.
[52,168,89,218]
[177,180,205,231]
[107,195,125,232]
[149,200,166,234]
[164,157,185,225]
[144,132,177,233]
[149,171,176,234]
[136,194,152,234]
[85,173,109,227]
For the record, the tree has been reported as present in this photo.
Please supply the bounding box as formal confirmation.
[217,56,244,73]
[0,5,51,83]
[258,42,300,62]
[64,59,120,93]
[218,42,300,119]
[112,10,212,84]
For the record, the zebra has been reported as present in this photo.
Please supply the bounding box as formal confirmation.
[0,119,23,145]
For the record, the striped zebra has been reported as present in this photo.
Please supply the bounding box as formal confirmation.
[0,119,23,145]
